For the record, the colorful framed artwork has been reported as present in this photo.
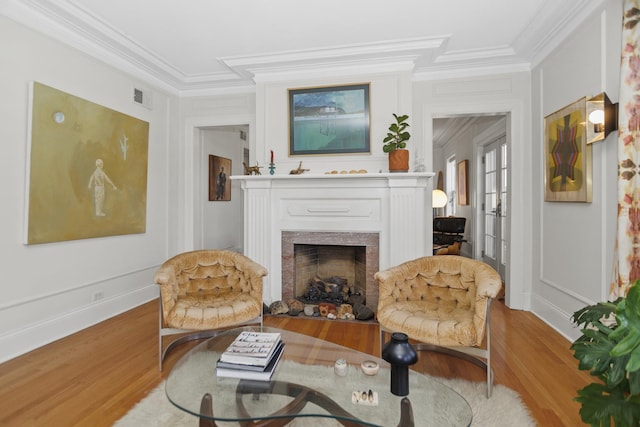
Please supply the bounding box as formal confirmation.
[209,155,231,201]
[25,82,149,244]
[288,83,370,156]
[457,160,469,206]
[544,97,592,202]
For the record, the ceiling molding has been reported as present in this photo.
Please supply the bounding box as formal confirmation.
[222,37,445,68]
[1,0,608,95]
[433,46,517,64]
[251,60,416,85]
[221,37,444,84]
[519,0,607,68]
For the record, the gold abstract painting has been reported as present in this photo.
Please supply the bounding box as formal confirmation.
[544,97,592,202]
[25,82,149,244]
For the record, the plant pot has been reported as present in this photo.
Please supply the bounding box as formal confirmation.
[388,149,409,173]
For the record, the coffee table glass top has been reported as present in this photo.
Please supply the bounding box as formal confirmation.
[166,326,472,426]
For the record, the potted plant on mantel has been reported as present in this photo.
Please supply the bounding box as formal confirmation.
[570,280,640,426]
[383,113,410,172]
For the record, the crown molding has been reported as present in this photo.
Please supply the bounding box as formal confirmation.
[222,37,445,68]
[434,46,517,64]
[2,0,608,94]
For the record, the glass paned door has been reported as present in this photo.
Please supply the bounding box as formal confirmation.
[482,138,507,278]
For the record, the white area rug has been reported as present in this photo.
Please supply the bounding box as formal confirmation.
[115,365,535,427]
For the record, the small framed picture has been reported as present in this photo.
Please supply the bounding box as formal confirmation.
[209,155,231,201]
[457,160,469,206]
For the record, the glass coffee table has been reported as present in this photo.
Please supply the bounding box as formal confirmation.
[166,326,472,426]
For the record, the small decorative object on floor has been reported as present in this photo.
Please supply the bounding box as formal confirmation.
[268,300,289,315]
[352,303,374,321]
[334,358,348,376]
[382,332,418,396]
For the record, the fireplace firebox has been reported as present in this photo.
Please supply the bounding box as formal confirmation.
[282,231,379,311]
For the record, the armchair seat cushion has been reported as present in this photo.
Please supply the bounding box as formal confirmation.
[377,301,477,346]
[167,292,261,330]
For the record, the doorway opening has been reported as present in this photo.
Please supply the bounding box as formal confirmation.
[194,124,250,251]
[432,114,509,283]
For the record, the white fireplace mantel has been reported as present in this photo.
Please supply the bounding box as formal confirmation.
[231,172,434,304]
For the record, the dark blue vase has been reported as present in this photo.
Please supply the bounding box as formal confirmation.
[382,332,418,396]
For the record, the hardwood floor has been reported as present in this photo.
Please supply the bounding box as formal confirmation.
[0,299,591,426]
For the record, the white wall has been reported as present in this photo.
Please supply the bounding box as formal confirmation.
[0,16,176,362]
[178,94,256,251]
[531,0,621,340]
[201,128,248,251]
[254,69,414,175]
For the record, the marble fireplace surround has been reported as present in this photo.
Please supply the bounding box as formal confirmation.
[232,173,433,306]
[281,231,380,311]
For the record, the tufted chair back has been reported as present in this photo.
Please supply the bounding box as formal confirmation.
[375,255,501,396]
[376,255,501,347]
[155,250,267,330]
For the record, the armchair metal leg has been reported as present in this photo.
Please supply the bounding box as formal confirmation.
[160,330,226,371]
[411,343,493,398]
[379,299,494,398]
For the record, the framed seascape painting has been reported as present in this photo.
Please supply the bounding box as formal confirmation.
[288,83,370,155]
[209,155,231,201]
[544,97,592,202]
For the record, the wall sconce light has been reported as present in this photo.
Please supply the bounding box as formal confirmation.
[586,92,618,144]
[432,189,448,217]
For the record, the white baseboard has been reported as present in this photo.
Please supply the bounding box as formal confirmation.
[0,284,158,364]
[530,293,580,342]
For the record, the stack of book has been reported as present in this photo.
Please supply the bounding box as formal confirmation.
[216,331,284,381]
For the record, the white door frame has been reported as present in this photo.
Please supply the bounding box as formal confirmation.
[424,101,529,310]
[182,114,255,252]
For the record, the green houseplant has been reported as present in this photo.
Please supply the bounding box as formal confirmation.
[571,281,640,426]
[383,113,410,172]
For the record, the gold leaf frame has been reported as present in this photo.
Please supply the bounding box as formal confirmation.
[544,97,592,202]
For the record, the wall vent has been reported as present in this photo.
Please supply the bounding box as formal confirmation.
[133,87,152,110]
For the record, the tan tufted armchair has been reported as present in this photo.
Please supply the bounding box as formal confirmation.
[375,255,502,396]
[154,250,268,370]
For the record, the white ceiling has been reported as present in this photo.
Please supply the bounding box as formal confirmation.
[4,0,602,95]
[2,0,603,147]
